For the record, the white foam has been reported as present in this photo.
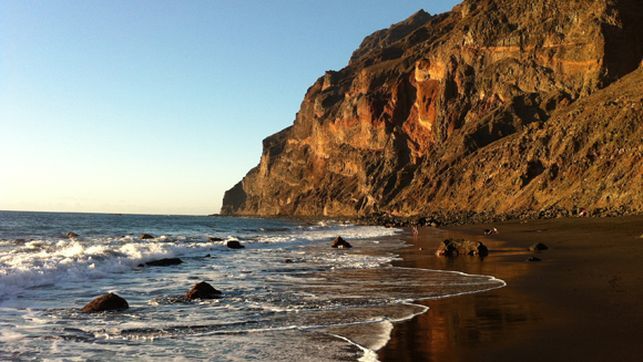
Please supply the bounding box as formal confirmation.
[0,223,401,299]
[0,329,25,343]
[394,267,508,301]
[370,320,393,351]
[327,332,380,362]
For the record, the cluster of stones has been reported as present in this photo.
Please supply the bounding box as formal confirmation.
[80,235,354,313]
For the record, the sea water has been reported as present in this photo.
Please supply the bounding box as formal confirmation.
[0,211,505,361]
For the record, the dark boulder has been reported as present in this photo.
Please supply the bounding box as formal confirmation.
[81,293,129,313]
[144,258,183,267]
[208,237,224,242]
[331,236,352,249]
[529,242,549,251]
[66,232,79,239]
[140,233,155,240]
[436,239,489,257]
[436,239,460,257]
[226,240,245,249]
[186,281,222,300]
[474,241,489,257]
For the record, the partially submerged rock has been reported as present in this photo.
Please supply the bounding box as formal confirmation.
[66,232,79,239]
[81,293,129,313]
[140,233,155,240]
[208,236,224,242]
[226,240,245,249]
[331,236,352,249]
[186,281,222,300]
[143,258,183,267]
[436,239,488,257]
[529,242,549,251]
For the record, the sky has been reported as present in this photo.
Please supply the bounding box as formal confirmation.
[0,0,460,215]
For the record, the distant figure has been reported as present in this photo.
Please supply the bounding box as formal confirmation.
[483,227,498,236]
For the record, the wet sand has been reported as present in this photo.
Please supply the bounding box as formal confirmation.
[378,216,643,361]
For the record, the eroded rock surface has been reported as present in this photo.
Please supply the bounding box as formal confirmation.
[143,258,183,267]
[186,281,221,300]
[81,293,129,313]
[222,0,642,219]
[331,236,353,249]
[436,238,488,257]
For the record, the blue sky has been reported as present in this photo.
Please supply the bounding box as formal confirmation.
[0,0,459,215]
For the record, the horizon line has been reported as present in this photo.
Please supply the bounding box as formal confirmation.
[0,208,220,217]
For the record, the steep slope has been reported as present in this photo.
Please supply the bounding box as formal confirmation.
[222,0,642,218]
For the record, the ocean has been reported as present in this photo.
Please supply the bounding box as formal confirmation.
[0,211,504,361]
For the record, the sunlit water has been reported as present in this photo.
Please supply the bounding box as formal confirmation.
[0,211,505,361]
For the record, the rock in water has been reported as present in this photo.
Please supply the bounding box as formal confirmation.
[436,239,489,257]
[208,236,224,242]
[331,236,352,249]
[81,293,129,313]
[221,0,643,220]
[140,233,155,240]
[436,239,459,257]
[529,243,549,251]
[66,232,79,239]
[475,241,489,257]
[226,240,245,249]
[186,281,222,300]
[144,258,183,266]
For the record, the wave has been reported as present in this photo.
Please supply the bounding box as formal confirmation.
[0,224,400,299]
[0,214,507,362]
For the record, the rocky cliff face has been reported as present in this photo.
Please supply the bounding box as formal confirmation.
[222,0,643,218]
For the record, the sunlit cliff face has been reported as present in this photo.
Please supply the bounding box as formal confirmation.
[222,0,643,217]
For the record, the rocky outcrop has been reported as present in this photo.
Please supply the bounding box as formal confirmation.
[186,282,221,300]
[81,293,129,313]
[222,0,642,219]
[529,243,549,252]
[435,239,488,257]
[331,236,352,249]
[142,258,183,267]
[226,240,245,249]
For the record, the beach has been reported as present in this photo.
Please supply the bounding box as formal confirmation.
[379,215,643,361]
[0,211,502,361]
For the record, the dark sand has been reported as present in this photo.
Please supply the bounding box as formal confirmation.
[378,216,643,362]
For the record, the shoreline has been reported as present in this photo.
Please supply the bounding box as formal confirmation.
[378,215,643,361]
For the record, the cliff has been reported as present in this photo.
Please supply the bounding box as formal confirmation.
[222,0,643,218]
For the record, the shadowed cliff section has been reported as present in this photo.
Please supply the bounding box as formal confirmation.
[222,0,643,218]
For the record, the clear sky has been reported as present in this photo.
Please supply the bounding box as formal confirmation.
[0,0,459,215]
